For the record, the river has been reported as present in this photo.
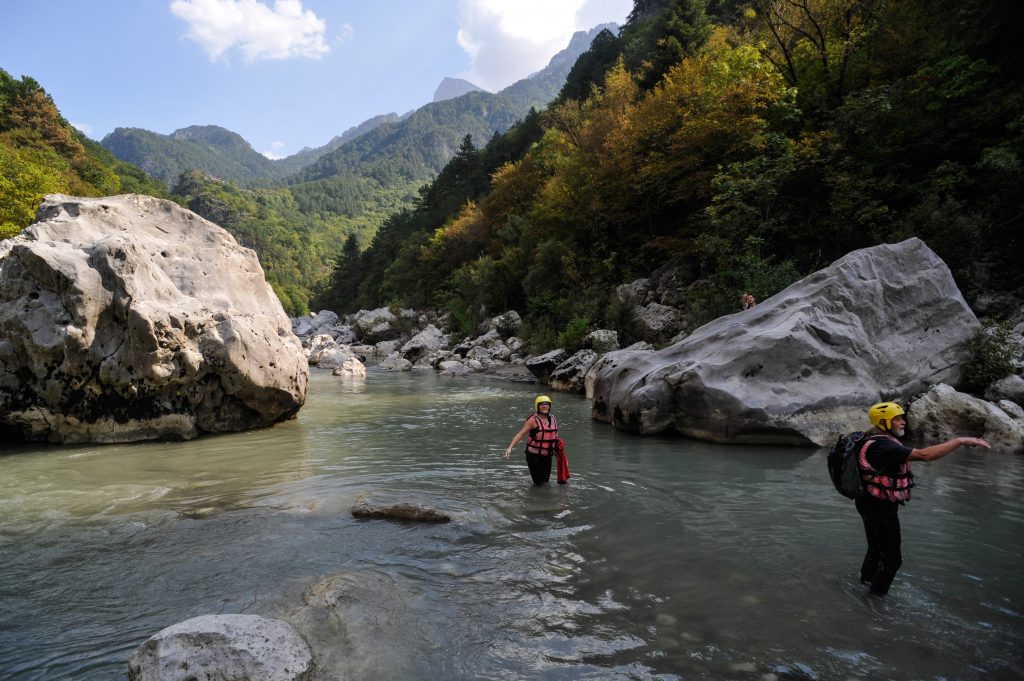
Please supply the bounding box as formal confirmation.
[1,369,1021,680]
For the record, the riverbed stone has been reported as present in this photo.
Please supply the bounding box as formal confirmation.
[351,493,452,522]
[379,352,412,372]
[332,356,366,379]
[0,194,308,444]
[374,339,401,356]
[632,302,680,343]
[585,329,619,353]
[127,614,312,681]
[526,349,568,383]
[998,399,1024,420]
[907,383,1024,453]
[591,239,980,446]
[985,374,1024,407]
[550,349,600,393]
[400,324,446,363]
[440,360,473,376]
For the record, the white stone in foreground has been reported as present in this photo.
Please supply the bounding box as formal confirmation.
[128,614,312,681]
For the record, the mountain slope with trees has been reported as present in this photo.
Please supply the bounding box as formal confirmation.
[0,69,167,239]
[323,0,1024,350]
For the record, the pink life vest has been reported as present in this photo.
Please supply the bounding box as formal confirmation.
[525,413,559,457]
[858,434,914,503]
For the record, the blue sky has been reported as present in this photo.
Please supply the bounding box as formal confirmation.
[0,0,631,158]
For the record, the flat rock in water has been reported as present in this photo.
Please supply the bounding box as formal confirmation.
[351,493,452,522]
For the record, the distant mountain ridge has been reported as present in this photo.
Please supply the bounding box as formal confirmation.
[100,24,616,189]
[288,24,617,187]
[102,124,279,187]
[434,77,486,102]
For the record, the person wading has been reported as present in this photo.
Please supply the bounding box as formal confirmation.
[504,395,566,485]
[855,402,990,596]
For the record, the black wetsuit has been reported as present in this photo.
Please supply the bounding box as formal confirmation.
[855,436,913,595]
[525,451,553,485]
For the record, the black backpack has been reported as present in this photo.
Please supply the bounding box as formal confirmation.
[827,431,871,499]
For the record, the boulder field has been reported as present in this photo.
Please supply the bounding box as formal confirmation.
[0,194,308,444]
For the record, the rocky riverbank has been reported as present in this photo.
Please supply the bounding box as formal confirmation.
[295,238,1024,453]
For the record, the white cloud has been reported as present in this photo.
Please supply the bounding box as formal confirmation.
[70,121,93,135]
[170,0,329,62]
[262,141,287,159]
[456,0,631,91]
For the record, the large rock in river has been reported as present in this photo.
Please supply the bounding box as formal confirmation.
[128,614,312,681]
[0,194,308,444]
[590,239,979,445]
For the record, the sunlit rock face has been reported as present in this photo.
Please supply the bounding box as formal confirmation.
[591,238,980,446]
[0,194,308,444]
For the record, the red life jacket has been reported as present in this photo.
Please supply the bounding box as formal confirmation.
[525,413,559,457]
[858,434,914,503]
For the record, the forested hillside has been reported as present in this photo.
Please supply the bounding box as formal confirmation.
[74,25,613,317]
[0,70,167,239]
[101,114,403,187]
[101,125,281,187]
[323,0,1024,349]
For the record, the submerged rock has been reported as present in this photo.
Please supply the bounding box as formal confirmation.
[351,493,452,522]
[0,194,308,444]
[591,239,979,445]
[128,614,312,681]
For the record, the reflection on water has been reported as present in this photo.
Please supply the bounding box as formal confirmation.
[0,369,1022,680]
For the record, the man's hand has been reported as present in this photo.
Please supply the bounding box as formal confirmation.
[961,436,991,449]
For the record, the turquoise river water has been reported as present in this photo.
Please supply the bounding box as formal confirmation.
[0,369,1022,680]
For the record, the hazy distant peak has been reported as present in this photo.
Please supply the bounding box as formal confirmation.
[535,23,619,76]
[170,125,253,150]
[433,77,486,103]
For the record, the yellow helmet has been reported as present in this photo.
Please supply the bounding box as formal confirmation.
[534,395,553,411]
[868,402,905,430]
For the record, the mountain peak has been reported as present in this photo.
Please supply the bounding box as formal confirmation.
[170,125,253,151]
[433,77,486,103]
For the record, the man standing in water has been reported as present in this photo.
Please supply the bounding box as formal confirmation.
[856,402,990,595]
[504,395,563,485]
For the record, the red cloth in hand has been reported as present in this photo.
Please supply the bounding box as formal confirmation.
[555,437,570,484]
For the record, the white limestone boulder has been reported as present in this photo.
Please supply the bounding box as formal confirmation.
[632,302,680,343]
[400,324,447,363]
[985,374,1024,407]
[332,357,367,379]
[585,329,620,353]
[550,349,600,393]
[380,352,412,372]
[525,349,568,383]
[127,614,312,681]
[908,383,1024,454]
[591,239,979,445]
[0,194,308,444]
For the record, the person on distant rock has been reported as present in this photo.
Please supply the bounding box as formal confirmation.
[741,292,757,310]
[854,402,990,596]
[503,395,569,485]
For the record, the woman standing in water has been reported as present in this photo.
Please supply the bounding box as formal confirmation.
[504,395,562,485]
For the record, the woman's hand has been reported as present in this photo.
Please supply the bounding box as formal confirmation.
[503,445,513,460]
